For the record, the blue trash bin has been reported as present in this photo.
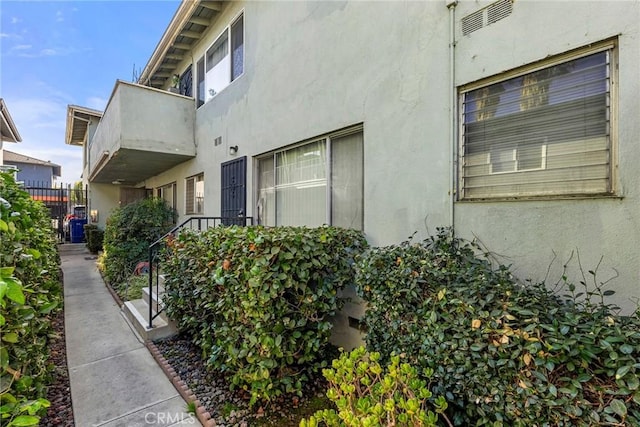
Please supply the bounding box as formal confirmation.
[70,218,88,243]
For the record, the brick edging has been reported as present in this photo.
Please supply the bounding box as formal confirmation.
[104,280,125,308]
[146,341,216,427]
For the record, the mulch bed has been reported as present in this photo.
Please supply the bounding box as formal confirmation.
[40,305,74,426]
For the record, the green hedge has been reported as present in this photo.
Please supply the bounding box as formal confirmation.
[0,172,61,426]
[101,198,175,284]
[162,225,367,404]
[84,223,104,254]
[357,228,640,426]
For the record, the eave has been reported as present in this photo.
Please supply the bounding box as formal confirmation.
[0,98,22,143]
[138,1,226,89]
[66,105,103,146]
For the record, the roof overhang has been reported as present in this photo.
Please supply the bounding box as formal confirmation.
[0,98,22,143]
[138,1,226,89]
[66,105,103,146]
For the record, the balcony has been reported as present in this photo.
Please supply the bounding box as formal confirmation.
[88,81,196,185]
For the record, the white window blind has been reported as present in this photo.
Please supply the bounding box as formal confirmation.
[460,48,612,199]
[185,174,204,215]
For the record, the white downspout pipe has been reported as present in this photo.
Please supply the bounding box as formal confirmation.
[447,0,458,231]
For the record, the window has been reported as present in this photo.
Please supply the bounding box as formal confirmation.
[257,128,363,230]
[185,174,204,215]
[196,12,244,107]
[179,66,193,97]
[156,182,177,210]
[196,57,205,107]
[459,42,614,199]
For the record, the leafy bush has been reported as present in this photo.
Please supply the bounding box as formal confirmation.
[0,172,61,426]
[301,346,450,427]
[101,198,174,284]
[162,225,367,404]
[357,227,640,426]
[84,223,104,254]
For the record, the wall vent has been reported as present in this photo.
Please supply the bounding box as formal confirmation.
[214,136,222,146]
[462,0,513,36]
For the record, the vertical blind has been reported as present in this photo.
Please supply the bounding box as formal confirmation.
[258,129,364,230]
[461,49,611,199]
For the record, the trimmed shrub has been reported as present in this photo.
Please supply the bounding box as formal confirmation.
[101,198,175,284]
[84,223,104,254]
[357,227,640,426]
[162,225,367,404]
[0,172,61,425]
[301,346,450,427]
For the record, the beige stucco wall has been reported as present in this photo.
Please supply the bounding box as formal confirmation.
[87,183,121,230]
[89,82,195,179]
[453,0,640,313]
[105,0,638,347]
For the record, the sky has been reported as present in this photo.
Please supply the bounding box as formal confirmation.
[0,0,181,184]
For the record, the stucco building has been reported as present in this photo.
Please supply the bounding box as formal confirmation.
[66,0,640,344]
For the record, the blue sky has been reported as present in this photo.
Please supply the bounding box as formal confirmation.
[1,0,180,184]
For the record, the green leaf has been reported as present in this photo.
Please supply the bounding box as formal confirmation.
[470,343,485,352]
[0,313,4,326]
[0,347,8,369]
[615,365,631,380]
[9,415,40,427]
[39,301,58,314]
[26,249,41,259]
[0,219,8,232]
[619,344,634,355]
[2,332,18,343]
[5,279,25,305]
[0,267,15,278]
[608,399,627,417]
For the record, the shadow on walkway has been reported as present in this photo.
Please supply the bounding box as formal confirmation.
[59,243,199,427]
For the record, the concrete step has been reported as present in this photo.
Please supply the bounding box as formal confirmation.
[141,277,171,323]
[122,298,177,342]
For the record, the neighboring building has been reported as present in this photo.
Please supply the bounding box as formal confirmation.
[66,0,640,345]
[1,98,22,169]
[3,150,62,187]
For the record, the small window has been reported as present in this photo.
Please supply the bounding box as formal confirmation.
[179,66,193,97]
[459,42,614,200]
[198,12,244,107]
[185,174,204,215]
[196,57,205,107]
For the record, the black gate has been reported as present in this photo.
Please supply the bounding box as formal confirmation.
[221,156,247,225]
[23,182,88,242]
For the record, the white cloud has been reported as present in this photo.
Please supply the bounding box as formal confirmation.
[10,17,21,25]
[56,11,64,22]
[15,46,85,58]
[0,33,9,38]
[11,44,32,50]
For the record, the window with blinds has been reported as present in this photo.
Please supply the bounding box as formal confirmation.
[185,174,204,215]
[459,43,614,200]
[257,127,364,230]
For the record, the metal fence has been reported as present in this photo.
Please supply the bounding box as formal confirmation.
[22,182,88,242]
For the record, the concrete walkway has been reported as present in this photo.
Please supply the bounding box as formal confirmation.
[60,243,200,427]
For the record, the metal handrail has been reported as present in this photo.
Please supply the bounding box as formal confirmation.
[147,216,254,329]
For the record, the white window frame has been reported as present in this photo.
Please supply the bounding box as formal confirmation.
[458,40,616,200]
[185,174,204,215]
[196,11,244,108]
